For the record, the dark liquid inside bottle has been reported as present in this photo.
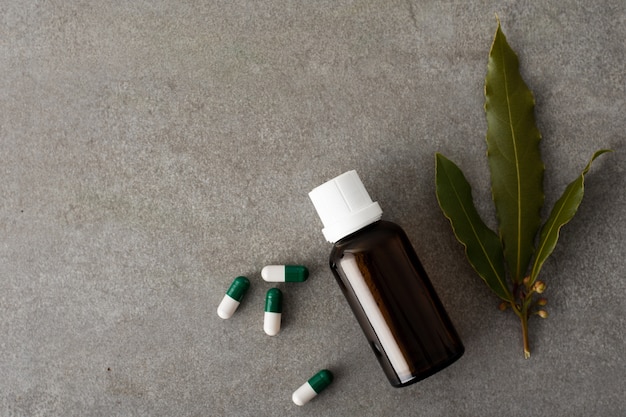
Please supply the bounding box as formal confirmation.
[330,220,464,387]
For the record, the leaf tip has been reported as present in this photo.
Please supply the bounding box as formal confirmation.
[595,148,614,157]
[435,153,450,170]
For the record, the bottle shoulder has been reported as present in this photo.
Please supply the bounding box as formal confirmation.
[330,220,408,254]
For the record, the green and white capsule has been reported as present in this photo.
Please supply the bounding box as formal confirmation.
[217,276,250,319]
[292,369,334,406]
[263,288,283,336]
[261,265,309,282]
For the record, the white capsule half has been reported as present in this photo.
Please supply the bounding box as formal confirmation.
[262,265,286,282]
[292,382,317,406]
[264,311,281,336]
[217,295,240,319]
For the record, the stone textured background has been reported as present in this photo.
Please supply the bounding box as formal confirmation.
[1,1,624,416]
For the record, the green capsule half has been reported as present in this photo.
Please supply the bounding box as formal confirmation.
[308,369,334,393]
[226,276,250,302]
[264,288,283,313]
[285,265,309,282]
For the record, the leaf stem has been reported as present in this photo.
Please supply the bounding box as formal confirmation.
[511,295,532,358]
[521,311,530,359]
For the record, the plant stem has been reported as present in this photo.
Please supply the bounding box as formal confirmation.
[510,300,531,358]
[521,309,530,359]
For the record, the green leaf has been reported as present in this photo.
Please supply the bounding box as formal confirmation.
[485,21,545,283]
[436,153,512,302]
[529,149,612,283]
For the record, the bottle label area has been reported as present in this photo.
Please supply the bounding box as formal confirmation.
[339,253,414,384]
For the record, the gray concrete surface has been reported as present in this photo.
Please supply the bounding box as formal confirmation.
[1,1,624,416]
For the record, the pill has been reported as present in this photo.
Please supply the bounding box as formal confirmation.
[217,276,250,319]
[263,288,283,336]
[292,369,334,406]
[261,265,309,282]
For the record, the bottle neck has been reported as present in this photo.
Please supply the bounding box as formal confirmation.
[333,219,384,244]
[325,212,382,243]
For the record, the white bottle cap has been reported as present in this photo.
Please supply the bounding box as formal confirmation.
[309,170,383,243]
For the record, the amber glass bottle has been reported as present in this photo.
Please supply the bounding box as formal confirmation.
[309,170,464,387]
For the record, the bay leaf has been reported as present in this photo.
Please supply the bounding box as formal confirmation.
[529,150,612,283]
[485,21,545,283]
[436,153,512,301]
